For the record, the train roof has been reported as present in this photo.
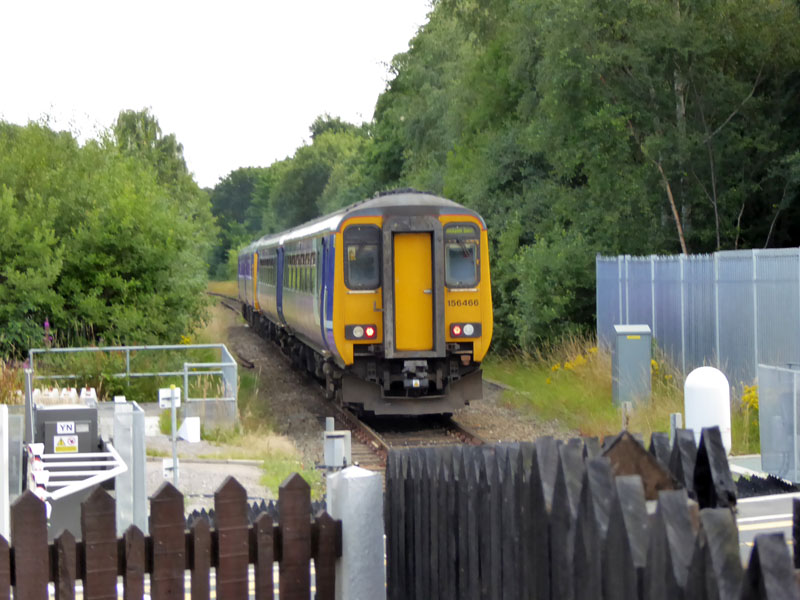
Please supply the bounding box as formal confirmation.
[244,190,485,254]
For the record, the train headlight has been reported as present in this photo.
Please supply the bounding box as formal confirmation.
[353,326,364,339]
[463,323,475,336]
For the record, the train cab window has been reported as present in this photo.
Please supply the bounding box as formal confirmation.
[344,225,381,290]
[444,223,480,288]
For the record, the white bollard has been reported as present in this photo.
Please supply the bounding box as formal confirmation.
[326,466,386,600]
[684,366,732,454]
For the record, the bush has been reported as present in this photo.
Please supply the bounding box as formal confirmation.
[512,231,596,351]
[0,119,214,358]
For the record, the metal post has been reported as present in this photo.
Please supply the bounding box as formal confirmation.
[618,256,624,325]
[625,255,630,324]
[680,254,686,376]
[171,385,178,487]
[794,373,798,481]
[714,252,720,369]
[669,412,683,446]
[753,250,759,373]
[183,364,189,413]
[24,369,34,444]
[651,256,656,340]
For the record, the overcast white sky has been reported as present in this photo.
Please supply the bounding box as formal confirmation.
[0,1,431,188]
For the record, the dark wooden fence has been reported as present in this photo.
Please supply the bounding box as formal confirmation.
[385,427,798,600]
[3,473,341,599]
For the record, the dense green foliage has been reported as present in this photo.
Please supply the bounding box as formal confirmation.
[0,110,214,357]
[209,0,800,351]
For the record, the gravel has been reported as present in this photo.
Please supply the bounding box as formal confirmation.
[224,319,575,456]
[142,407,273,513]
[157,309,573,514]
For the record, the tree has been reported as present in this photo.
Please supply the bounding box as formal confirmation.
[209,167,267,278]
[530,0,800,254]
[0,117,214,357]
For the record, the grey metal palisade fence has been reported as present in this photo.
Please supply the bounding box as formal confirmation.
[597,248,800,387]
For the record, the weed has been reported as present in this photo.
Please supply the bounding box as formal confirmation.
[732,384,760,454]
[485,334,683,443]
[201,424,242,443]
[193,429,324,498]
[159,409,176,436]
[146,447,169,458]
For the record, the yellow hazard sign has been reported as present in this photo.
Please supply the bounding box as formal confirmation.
[54,435,78,453]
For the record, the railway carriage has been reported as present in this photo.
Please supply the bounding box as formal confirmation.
[237,240,258,309]
[238,190,493,415]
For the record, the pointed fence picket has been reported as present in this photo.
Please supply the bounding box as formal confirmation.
[0,473,340,600]
[385,428,800,600]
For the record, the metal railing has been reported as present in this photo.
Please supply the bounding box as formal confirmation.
[28,343,237,401]
[26,344,238,429]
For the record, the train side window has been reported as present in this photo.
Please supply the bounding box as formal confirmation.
[344,225,381,290]
[444,223,480,288]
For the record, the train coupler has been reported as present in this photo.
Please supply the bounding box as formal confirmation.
[402,360,429,395]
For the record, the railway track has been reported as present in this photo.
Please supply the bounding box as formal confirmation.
[207,291,242,314]
[326,401,486,477]
[208,291,487,473]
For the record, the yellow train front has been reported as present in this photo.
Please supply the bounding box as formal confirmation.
[239,190,493,415]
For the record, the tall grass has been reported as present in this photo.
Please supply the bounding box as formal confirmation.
[0,361,24,405]
[484,336,684,442]
[207,280,239,297]
[485,337,761,454]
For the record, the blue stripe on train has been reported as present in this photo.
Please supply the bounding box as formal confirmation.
[276,247,285,325]
[323,234,337,354]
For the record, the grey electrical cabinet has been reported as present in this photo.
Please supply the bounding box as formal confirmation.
[33,405,99,454]
[612,324,652,406]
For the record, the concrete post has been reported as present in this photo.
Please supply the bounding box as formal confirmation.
[326,466,385,600]
[0,405,8,539]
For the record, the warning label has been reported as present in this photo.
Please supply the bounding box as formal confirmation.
[54,435,79,453]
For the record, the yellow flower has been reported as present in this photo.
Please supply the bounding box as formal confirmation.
[588,346,598,354]
[564,361,574,371]
[180,334,192,345]
[545,377,552,385]
[551,364,561,372]
[664,374,673,381]
[741,384,759,411]
[573,354,587,367]
[651,359,659,372]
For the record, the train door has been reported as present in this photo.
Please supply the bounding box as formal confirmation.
[276,247,286,325]
[393,233,434,351]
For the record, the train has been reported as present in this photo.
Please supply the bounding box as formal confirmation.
[237,189,493,415]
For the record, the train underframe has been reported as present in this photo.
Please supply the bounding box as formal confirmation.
[243,305,483,416]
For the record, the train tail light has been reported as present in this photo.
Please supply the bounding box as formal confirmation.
[346,324,378,340]
[450,323,481,338]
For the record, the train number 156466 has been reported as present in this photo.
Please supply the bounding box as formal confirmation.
[447,299,479,307]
